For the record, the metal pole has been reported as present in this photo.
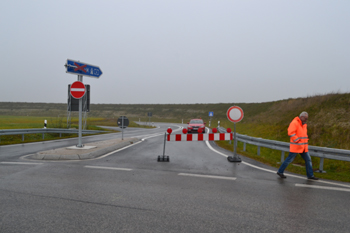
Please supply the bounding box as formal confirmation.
[228,122,241,162]
[234,123,237,157]
[122,116,124,140]
[77,75,83,147]
[163,132,166,156]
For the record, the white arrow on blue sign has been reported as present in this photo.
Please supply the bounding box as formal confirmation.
[65,59,103,78]
[209,111,214,117]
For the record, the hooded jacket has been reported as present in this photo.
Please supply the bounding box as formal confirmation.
[288,116,308,153]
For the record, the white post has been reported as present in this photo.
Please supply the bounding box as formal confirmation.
[44,120,47,129]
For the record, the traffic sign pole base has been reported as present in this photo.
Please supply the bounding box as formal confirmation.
[157,155,170,162]
[227,156,241,163]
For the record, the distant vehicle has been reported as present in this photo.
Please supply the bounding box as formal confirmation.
[187,119,206,133]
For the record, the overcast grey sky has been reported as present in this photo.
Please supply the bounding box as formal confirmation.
[1,0,349,104]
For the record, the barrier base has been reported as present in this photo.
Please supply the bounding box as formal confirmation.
[315,169,326,173]
[227,156,241,163]
[157,155,170,162]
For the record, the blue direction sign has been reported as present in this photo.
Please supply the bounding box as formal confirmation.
[209,111,214,117]
[65,59,103,78]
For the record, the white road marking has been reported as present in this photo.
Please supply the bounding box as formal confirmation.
[85,166,132,171]
[295,184,350,192]
[1,162,43,165]
[89,140,144,160]
[139,125,183,140]
[178,173,236,180]
[204,139,350,189]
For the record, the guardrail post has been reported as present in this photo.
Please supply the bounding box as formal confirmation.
[59,133,62,137]
[243,142,246,151]
[42,133,45,140]
[22,134,24,141]
[257,146,260,155]
[281,151,285,162]
[315,158,326,173]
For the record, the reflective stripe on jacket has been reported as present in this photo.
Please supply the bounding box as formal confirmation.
[288,116,308,153]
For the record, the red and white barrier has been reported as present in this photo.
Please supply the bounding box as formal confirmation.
[167,133,232,142]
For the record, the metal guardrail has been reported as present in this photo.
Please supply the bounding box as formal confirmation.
[0,128,107,143]
[217,127,350,172]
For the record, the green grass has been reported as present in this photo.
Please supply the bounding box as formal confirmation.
[0,115,52,129]
[0,116,156,145]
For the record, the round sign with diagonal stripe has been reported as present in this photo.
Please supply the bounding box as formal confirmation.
[70,81,86,99]
[227,106,244,123]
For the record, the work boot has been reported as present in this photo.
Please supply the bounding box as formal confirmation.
[277,172,286,178]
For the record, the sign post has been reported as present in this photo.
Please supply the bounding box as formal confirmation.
[117,116,129,140]
[147,112,152,125]
[209,111,214,127]
[65,59,102,148]
[226,106,244,162]
[70,80,86,147]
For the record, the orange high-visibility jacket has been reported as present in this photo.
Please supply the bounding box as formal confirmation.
[288,117,309,153]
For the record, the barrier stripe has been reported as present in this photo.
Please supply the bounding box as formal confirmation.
[167,133,232,141]
[220,133,225,141]
[209,134,214,141]
[187,134,192,141]
[198,134,204,141]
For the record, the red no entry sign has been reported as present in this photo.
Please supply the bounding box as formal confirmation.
[227,106,244,123]
[70,81,86,99]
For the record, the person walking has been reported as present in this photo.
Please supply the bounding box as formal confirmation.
[277,111,319,180]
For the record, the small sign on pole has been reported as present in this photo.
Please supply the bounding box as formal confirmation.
[117,116,129,140]
[147,112,152,125]
[65,59,103,78]
[209,111,214,127]
[226,106,243,163]
[70,81,86,99]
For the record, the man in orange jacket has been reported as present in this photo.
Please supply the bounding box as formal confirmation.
[277,112,319,180]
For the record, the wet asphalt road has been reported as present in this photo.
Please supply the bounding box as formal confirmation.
[1,123,350,233]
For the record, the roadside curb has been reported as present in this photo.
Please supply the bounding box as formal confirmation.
[27,138,140,161]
